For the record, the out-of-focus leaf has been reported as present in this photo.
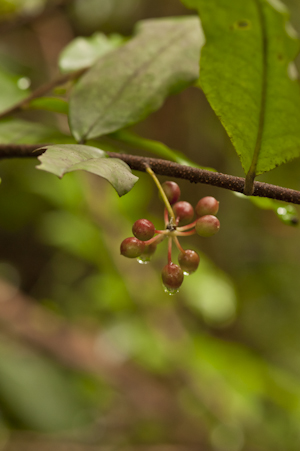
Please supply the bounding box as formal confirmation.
[37,144,138,196]
[111,129,216,170]
[28,97,69,114]
[0,342,91,432]
[39,210,105,264]
[235,192,299,226]
[59,32,125,73]
[181,0,300,186]
[0,119,74,144]
[69,16,203,141]
[0,69,30,113]
[182,255,237,326]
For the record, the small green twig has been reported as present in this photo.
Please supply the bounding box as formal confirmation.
[145,166,176,223]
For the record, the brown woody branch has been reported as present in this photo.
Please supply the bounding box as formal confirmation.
[0,143,300,205]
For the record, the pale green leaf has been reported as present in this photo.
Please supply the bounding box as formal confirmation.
[58,32,124,73]
[182,0,300,183]
[37,144,138,196]
[69,16,203,141]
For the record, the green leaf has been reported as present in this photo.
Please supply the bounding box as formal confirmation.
[69,16,203,141]
[58,32,125,73]
[0,68,30,113]
[0,119,74,144]
[28,97,69,114]
[181,0,300,190]
[36,144,138,196]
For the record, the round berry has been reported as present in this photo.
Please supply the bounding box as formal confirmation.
[195,215,220,237]
[120,237,145,258]
[195,196,219,217]
[161,263,184,292]
[132,219,155,241]
[173,201,194,226]
[178,250,200,275]
[162,181,181,205]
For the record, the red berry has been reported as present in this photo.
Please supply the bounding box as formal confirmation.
[195,215,220,237]
[161,263,184,292]
[120,237,145,258]
[162,181,181,205]
[178,250,200,275]
[132,219,155,241]
[173,201,194,226]
[195,196,219,217]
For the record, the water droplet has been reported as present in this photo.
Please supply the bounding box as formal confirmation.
[137,257,150,265]
[183,270,191,276]
[17,77,31,90]
[163,284,179,295]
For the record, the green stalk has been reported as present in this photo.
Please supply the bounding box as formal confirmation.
[146,166,176,223]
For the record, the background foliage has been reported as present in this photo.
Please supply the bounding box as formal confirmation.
[0,0,300,450]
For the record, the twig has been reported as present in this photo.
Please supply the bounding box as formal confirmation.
[0,144,299,204]
[0,144,300,204]
[0,67,88,120]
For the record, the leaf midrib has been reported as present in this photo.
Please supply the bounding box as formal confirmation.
[244,0,268,194]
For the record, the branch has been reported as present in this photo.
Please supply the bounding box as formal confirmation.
[0,67,88,120]
[0,143,300,204]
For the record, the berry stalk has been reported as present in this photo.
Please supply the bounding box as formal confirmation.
[146,166,176,224]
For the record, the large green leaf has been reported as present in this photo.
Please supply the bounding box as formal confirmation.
[69,16,203,141]
[36,144,138,196]
[182,0,300,192]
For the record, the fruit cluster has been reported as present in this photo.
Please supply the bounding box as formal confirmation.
[120,177,220,294]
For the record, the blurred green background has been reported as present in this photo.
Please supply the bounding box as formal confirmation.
[0,0,300,450]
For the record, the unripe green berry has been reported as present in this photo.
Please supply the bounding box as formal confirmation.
[132,219,155,241]
[173,201,194,226]
[195,215,220,237]
[161,181,181,205]
[161,263,184,292]
[120,237,145,258]
[195,196,219,217]
[178,250,200,275]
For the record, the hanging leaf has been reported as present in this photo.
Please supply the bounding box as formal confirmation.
[181,0,300,192]
[36,144,138,196]
[69,16,203,141]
